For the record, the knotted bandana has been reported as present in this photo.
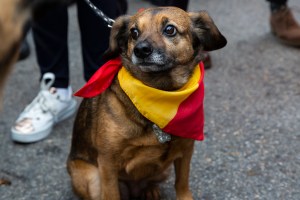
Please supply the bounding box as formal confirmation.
[75,57,205,141]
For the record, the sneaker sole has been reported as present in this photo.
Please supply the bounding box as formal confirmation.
[11,123,53,143]
[11,99,77,143]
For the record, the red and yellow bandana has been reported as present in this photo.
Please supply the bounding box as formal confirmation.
[75,57,205,141]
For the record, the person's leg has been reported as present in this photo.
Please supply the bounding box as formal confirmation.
[32,5,70,88]
[148,0,189,10]
[266,0,287,11]
[77,0,125,81]
[18,22,31,61]
[165,0,189,11]
[266,0,300,46]
[11,5,77,143]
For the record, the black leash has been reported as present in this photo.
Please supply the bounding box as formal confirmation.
[83,0,115,28]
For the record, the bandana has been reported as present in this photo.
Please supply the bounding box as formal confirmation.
[75,57,205,141]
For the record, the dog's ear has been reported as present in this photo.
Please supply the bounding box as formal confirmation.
[189,11,227,51]
[104,15,130,59]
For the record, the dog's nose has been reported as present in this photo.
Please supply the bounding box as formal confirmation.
[134,41,153,59]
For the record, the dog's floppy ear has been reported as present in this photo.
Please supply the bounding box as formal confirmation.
[104,15,130,59]
[189,11,227,51]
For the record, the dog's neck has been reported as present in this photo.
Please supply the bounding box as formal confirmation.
[114,61,205,141]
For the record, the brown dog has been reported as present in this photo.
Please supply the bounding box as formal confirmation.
[67,7,226,200]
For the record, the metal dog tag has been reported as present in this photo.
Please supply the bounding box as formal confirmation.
[152,124,171,143]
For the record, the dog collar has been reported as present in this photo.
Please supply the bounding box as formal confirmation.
[75,57,205,141]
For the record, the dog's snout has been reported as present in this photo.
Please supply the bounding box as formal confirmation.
[134,41,153,59]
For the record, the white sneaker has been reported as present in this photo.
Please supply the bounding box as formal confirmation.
[11,73,77,143]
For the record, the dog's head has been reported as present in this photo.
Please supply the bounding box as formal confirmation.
[107,7,227,90]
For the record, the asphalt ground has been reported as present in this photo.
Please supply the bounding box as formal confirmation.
[0,0,300,199]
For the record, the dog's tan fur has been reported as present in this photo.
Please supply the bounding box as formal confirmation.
[67,7,226,200]
[0,0,30,108]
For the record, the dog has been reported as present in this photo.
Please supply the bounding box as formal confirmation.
[67,6,226,200]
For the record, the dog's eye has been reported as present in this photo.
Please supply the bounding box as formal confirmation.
[130,28,139,40]
[164,25,177,37]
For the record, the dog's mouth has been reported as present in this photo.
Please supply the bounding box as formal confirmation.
[132,53,173,73]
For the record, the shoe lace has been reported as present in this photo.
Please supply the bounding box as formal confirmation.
[23,73,58,117]
[23,90,58,117]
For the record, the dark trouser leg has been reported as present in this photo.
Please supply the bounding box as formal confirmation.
[77,0,124,81]
[32,5,69,88]
[266,0,287,4]
[151,0,189,11]
[165,0,189,11]
[18,22,31,61]
[266,0,288,11]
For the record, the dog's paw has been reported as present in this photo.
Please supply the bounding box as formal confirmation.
[176,193,194,200]
[141,185,161,200]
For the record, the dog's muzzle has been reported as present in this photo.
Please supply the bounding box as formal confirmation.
[132,41,172,72]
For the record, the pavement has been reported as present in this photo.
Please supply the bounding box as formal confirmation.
[1,0,300,199]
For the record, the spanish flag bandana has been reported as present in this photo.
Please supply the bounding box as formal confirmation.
[75,57,205,141]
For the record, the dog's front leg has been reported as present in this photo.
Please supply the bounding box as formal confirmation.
[174,141,195,200]
[98,158,120,200]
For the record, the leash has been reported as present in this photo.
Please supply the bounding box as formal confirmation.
[83,0,115,28]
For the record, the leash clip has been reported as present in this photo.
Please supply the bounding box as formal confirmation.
[107,19,115,28]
